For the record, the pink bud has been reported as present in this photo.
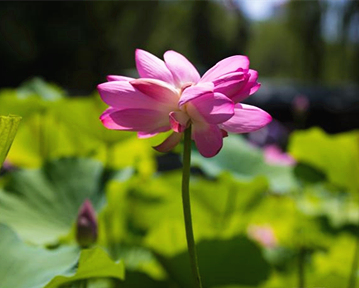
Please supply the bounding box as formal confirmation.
[76,199,98,247]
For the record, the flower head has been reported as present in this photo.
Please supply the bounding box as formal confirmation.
[98,49,271,157]
[76,199,98,247]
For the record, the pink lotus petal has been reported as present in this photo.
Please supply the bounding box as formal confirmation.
[153,132,182,153]
[100,108,170,132]
[220,104,272,134]
[187,92,234,124]
[169,111,190,133]
[212,72,247,99]
[135,49,174,85]
[249,83,261,95]
[98,49,271,159]
[200,55,250,82]
[192,123,223,158]
[98,81,161,110]
[231,69,260,103]
[178,82,214,106]
[100,108,130,130]
[130,78,179,107]
[137,127,171,139]
[107,75,134,82]
[164,50,201,87]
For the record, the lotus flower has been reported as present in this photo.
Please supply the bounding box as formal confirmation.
[98,49,271,157]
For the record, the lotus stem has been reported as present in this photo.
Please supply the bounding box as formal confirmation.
[182,125,203,288]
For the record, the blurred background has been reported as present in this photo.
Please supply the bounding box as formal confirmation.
[0,0,358,133]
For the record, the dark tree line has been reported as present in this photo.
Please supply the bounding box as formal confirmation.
[0,0,358,92]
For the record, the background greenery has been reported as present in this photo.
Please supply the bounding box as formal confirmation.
[0,80,358,288]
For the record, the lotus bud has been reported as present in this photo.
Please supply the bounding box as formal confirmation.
[76,199,98,248]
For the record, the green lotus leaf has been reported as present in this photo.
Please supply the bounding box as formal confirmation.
[0,115,21,168]
[53,96,159,173]
[0,90,50,119]
[17,77,65,101]
[0,224,79,288]
[288,127,359,192]
[44,247,125,288]
[0,158,106,245]
[154,235,270,288]
[191,135,297,193]
[53,96,130,146]
[6,111,87,168]
[304,234,356,288]
[97,180,169,282]
[132,172,268,245]
[5,96,157,174]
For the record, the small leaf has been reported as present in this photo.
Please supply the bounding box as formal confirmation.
[0,115,21,168]
[44,247,125,288]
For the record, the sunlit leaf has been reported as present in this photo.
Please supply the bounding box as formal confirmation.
[306,234,356,288]
[6,111,83,168]
[0,115,21,168]
[53,96,130,146]
[289,128,359,192]
[0,90,50,119]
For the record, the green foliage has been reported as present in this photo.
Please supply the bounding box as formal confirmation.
[0,115,21,168]
[289,127,359,192]
[0,158,106,245]
[156,236,270,288]
[0,224,78,288]
[1,81,359,287]
[44,247,125,288]
[192,135,297,193]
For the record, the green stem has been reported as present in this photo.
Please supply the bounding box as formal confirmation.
[182,126,203,288]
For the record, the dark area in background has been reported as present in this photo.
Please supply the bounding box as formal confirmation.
[0,1,248,92]
[0,0,358,133]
